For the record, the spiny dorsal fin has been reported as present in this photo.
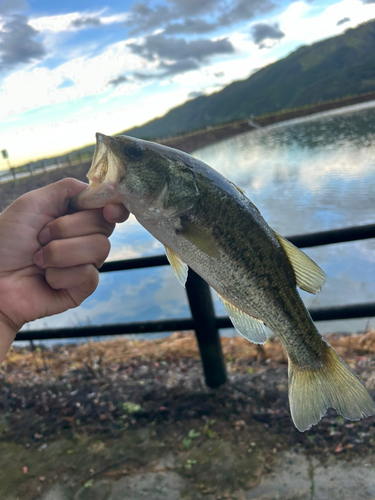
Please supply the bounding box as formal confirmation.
[230,182,262,215]
[180,222,220,259]
[274,232,326,294]
[232,182,246,196]
[218,294,268,345]
[165,246,188,287]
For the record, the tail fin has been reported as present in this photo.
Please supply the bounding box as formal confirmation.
[288,346,375,432]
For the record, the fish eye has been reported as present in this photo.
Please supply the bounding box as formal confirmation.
[124,143,144,161]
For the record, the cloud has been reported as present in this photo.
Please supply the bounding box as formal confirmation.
[167,0,220,17]
[128,33,234,63]
[159,58,200,75]
[218,0,277,26]
[132,71,155,80]
[70,16,101,28]
[0,0,26,14]
[336,17,350,25]
[251,22,285,45]
[164,18,217,35]
[0,14,46,70]
[126,0,220,32]
[107,74,128,87]
[125,2,170,35]
[188,90,205,98]
[127,0,277,34]
[29,12,128,33]
[131,59,200,80]
[362,0,375,3]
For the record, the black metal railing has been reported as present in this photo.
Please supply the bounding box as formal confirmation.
[15,223,375,388]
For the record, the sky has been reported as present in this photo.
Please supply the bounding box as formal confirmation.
[0,0,374,167]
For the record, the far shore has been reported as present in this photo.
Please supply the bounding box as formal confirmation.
[162,91,375,153]
[1,91,374,212]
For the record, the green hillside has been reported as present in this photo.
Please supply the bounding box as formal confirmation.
[122,20,375,140]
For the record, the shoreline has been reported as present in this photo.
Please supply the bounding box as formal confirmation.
[1,93,374,212]
[162,91,375,153]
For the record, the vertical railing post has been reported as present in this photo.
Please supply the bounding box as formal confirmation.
[185,270,227,388]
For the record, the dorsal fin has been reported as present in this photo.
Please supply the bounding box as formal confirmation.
[274,232,326,294]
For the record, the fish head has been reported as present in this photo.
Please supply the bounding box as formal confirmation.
[70,133,200,220]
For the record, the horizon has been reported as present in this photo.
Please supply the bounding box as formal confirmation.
[0,0,375,168]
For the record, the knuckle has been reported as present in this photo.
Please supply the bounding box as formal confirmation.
[59,177,84,193]
[44,240,62,266]
[80,264,99,291]
[102,221,116,237]
[93,235,111,268]
[49,215,69,239]
[44,268,58,289]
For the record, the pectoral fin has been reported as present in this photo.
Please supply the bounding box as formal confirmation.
[165,246,188,287]
[218,295,267,345]
[179,222,220,259]
[274,232,326,294]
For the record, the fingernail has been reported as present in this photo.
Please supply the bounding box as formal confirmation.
[33,249,44,268]
[39,227,51,245]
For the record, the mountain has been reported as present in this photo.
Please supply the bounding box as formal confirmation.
[122,20,375,140]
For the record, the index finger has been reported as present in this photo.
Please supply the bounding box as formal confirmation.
[38,209,116,245]
[16,178,89,221]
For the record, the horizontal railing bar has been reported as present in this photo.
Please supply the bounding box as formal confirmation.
[216,303,375,328]
[15,318,195,341]
[101,254,168,273]
[310,303,375,322]
[100,223,375,274]
[286,223,375,248]
[14,302,375,341]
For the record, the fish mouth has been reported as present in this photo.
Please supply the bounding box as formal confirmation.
[69,133,123,211]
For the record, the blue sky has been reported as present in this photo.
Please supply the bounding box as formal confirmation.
[0,0,374,166]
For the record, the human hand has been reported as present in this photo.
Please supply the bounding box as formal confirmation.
[0,178,128,363]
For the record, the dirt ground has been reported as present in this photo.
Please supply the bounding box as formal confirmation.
[1,331,375,500]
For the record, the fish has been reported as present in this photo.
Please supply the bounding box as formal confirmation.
[70,132,375,431]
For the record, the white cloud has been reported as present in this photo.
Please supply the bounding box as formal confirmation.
[108,239,163,261]
[0,82,201,164]
[278,0,375,47]
[28,11,129,33]
[0,41,146,120]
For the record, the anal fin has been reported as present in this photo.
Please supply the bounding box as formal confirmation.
[165,246,188,287]
[218,294,267,345]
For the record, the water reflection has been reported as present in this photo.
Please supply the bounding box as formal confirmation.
[25,102,375,336]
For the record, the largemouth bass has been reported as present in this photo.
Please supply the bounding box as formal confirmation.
[70,132,375,431]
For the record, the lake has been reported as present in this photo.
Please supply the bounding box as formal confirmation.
[23,101,375,338]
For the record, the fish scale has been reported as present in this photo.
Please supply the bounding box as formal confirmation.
[70,132,375,431]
